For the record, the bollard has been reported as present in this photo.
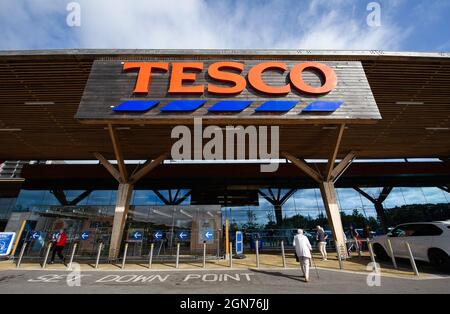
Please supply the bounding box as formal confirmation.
[336,245,344,270]
[354,239,361,258]
[229,241,233,268]
[16,241,28,268]
[255,240,260,268]
[67,242,78,270]
[405,241,419,276]
[95,242,103,269]
[203,241,207,269]
[367,241,379,273]
[148,243,154,269]
[176,242,180,269]
[121,242,129,269]
[386,238,397,269]
[42,241,53,269]
[281,240,286,268]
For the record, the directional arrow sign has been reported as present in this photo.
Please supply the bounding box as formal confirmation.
[132,231,143,240]
[80,231,90,241]
[31,231,40,240]
[177,231,189,241]
[203,228,214,241]
[153,231,164,241]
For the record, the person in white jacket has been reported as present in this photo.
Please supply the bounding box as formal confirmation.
[293,229,313,282]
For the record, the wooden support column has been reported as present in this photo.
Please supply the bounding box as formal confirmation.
[284,125,353,260]
[319,181,348,259]
[109,183,134,260]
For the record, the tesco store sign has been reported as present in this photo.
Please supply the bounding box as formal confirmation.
[124,61,337,95]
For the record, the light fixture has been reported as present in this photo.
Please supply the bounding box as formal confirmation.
[179,209,193,218]
[152,209,171,218]
[103,127,131,130]
[321,126,349,130]
[0,128,22,132]
[395,101,424,105]
[24,101,55,105]
[425,127,449,131]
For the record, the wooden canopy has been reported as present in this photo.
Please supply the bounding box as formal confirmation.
[0,50,449,160]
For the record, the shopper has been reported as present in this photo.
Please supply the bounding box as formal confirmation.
[50,229,67,264]
[292,229,312,282]
[316,225,328,261]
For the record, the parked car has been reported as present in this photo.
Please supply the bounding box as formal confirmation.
[371,221,450,271]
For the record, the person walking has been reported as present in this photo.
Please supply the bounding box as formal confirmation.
[293,229,313,282]
[50,229,67,265]
[316,226,328,261]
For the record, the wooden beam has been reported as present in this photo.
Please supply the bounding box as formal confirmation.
[129,153,168,184]
[325,124,346,181]
[330,151,356,181]
[108,124,128,182]
[281,151,322,183]
[93,152,121,182]
[319,181,348,259]
[108,183,133,259]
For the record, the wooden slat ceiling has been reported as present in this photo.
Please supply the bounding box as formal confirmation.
[0,50,449,160]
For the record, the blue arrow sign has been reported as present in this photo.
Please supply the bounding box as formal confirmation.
[31,231,40,240]
[153,231,164,241]
[203,228,214,241]
[132,231,143,240]
[177,231,189,241]
[80,231,90,241]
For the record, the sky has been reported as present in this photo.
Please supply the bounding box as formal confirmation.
[0,0,450,51]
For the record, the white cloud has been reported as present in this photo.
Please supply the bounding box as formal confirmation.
[0,0,410,50]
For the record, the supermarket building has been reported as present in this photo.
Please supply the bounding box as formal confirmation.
[0,50,449,261]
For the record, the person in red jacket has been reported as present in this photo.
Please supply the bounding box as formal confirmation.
[50,229,67,264]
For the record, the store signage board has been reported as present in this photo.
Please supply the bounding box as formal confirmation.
[76,58,380,125]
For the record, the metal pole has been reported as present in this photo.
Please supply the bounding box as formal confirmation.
[386,238,397,269]
[176,242,180,269]
[405,241,419,276]
[216,230,220,260]
[121,242,129,269]
[229,241,233,268]
[281,240,286,268]
[67,242,78,270]
[336,244,344,270]
[255,240,260,268]
[95,242,103,269]
[203,242,207,269]
[148,243,154,269]
[16,241,28,268]
[42,241,53,269]
[367,241,379,273]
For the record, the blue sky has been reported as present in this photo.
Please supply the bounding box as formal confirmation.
[0,0,449,51]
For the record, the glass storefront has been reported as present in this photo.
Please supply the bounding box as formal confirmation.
[2,186,449,259]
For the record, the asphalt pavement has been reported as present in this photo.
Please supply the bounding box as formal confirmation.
[0,267,449,294]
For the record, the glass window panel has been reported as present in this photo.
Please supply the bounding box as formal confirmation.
[15,190,46,210]
[86,190,113,205]
[421,187,448,204]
